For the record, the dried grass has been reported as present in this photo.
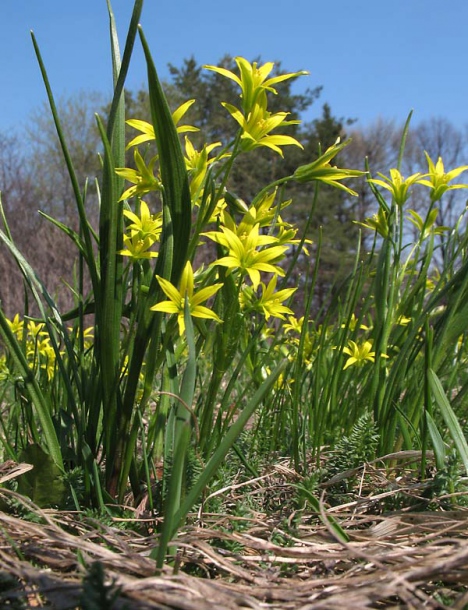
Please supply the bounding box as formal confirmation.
[0,454,467,609]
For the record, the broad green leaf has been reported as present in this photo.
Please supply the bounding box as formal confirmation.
[17,445,67,508]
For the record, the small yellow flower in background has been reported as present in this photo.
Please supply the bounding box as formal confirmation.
[425,268,441,292]
[204,57,308,115]
[282,315,314,361]
[275,219,313,254]
[418,152,468,202]
[26,332,57,381]
[67,325,94,349]
[368,168,425,207]
[82,326,94,349]
[456,334,467,360]
[293,138,366,196]
[396,315,411,326]
[240,275,296,320]
[284,315,304,334]
[184,137,224,199]
[221,207,261,239]
[201,195,228,224]
[39,344,57,381]
[222,96,303,157]
[407,208,450,240]
[6,314,24,339]
[259,365,292,392]
[203,224,288,289]
[118,234,159,262]
[27,321,47,339]
[247,189,291,228]
[0,355,9,382]
[341,340,388,370]
[341,313,370,332]
[26,336,50,358]
[260,327,276,340]
[116,149,162,200]
[123,201,162,242]
[355,207,389,239]
[151,261,223,335]
[222,190,281,233]
[4,316,60,381]
[125,100,199,149]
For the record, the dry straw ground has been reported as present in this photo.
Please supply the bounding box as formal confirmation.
[0,454,467,609]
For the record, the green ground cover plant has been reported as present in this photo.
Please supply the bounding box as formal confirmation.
[1,0,468,573]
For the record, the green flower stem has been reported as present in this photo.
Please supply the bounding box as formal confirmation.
[96,115,125,494]
[169,360,288,547]
[198,273,244,454]
[370,213,398,431]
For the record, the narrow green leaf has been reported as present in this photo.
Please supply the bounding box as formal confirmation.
[97,5,144,493]
[428,368,468,475]
[154,421,191,568]
[106,0,143,141]
[30,32,99,296]
[95,116,123,457]
[38,211,88,259]
[153,303,197,567]
[138,26,191,283]
[397,110,413,171]
[425,411,447,471]
[294,485,349,543]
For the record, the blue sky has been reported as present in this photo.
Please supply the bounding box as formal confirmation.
[1,1,467,133]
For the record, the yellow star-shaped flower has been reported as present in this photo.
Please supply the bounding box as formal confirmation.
[151,262,223,335]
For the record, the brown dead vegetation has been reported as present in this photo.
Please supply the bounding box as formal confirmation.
[0,453,467,609]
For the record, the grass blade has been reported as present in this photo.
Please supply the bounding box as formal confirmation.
[30,32,99,294]
[155,301,197,568]
[428,368,468,475]
[425,411,447,471]
[138,26,191,283]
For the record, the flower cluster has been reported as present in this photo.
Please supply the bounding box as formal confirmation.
[204,57,308,157]
[361,153,468,242]
[151,262,223,335]
[114,58,368,336]
[118,201,162,262]
[5,316,57,381]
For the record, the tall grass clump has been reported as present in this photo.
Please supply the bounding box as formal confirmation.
[257,119,468,478]
[1,0,468,567]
